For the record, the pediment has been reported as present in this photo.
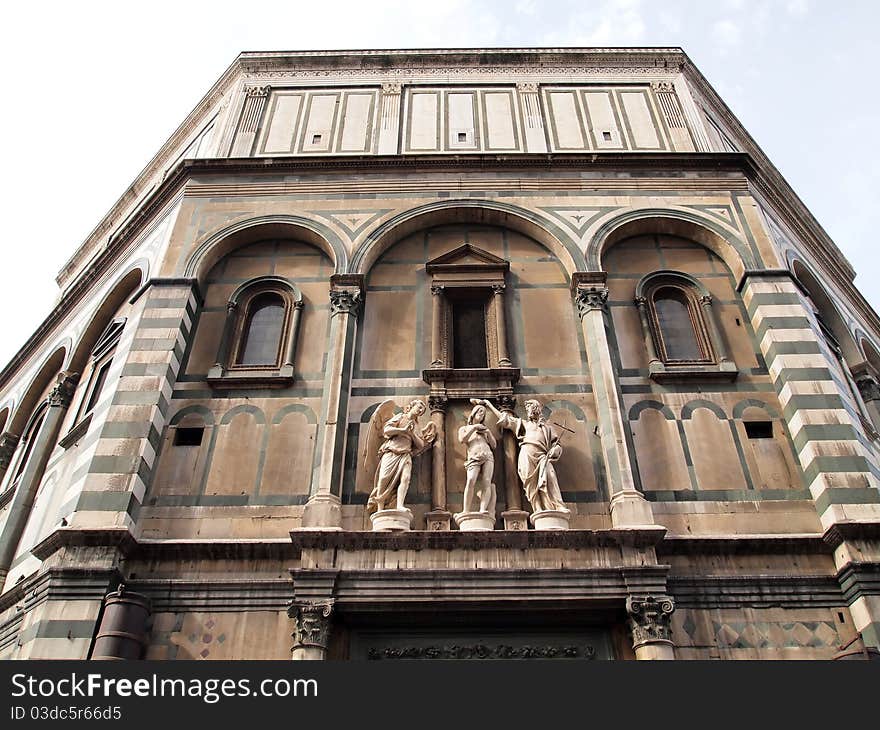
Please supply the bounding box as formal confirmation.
[426,244,509,274]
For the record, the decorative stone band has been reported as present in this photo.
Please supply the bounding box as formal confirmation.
[626,595,675,649]
[741,272,880,529]
[288,600,335,651]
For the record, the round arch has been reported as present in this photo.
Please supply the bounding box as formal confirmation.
[68,264,147,374]
[8,345,68,435]
[588,207,755,279]
[184,215,347,284]
[790,257,860,364]
[857,332,880,373]
[350,199,586,276]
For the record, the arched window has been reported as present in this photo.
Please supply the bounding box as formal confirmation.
[635,271,736,382]
[208,277,303,388]
[0,405,46,504]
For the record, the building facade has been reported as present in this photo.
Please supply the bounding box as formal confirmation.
[1,48,879,660]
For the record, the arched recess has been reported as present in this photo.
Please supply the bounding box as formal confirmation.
[0,406,9,435]
[67,264,147,375]
[790,258,861,365]
[8,345,69,436]
[589,207,755,280]
[184,216,347,285]
[858,335,880,374]
[351,199,585,276]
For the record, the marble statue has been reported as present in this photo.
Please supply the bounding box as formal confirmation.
[454,401,498,530]
[365,399,436,529]
[476,397,570,528]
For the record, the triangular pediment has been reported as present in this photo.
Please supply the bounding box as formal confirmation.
[426,244,509,272]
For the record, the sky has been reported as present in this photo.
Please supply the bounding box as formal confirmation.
[0,0,877,368]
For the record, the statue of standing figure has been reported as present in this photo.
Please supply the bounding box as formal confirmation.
[475,398,570,528]
[456,401,498,522]
[365,400,436,528]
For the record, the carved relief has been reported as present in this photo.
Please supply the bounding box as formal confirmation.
[368,644,596,660]
[288,600,335,651]
[575,286,609,319]
[329,288,363,317]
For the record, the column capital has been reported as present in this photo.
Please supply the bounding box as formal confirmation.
[329,288,363,317]
[47,371,80,409]
[626,595,675,649]
[428,395,449,413]
[288,600,335,652]
[245,84,271,98]
[430,283,445,296]
[382,82,402,95]
[575,285,609,318]
[516,82,539,93]
[496,394,517,413]
[491,283,506,295]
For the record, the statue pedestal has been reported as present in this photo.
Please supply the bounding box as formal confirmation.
[501,510,530,531]
[454,511,496,531]
[370,508,413,532]
[425,510,452,531]
[530,509,571,530]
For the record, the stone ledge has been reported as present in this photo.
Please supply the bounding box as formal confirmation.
[823,521,880,549]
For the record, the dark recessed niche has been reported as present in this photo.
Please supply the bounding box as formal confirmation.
[174,427,204,447]
[744,421,773,440]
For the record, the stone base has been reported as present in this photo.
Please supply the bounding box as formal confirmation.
[454,511,495,531]
[609,490,655,529]
[370,508,413,532]
[501,510,530,531]
[298,493,342,530]
[425,510,452,531]
[530,509,571,530]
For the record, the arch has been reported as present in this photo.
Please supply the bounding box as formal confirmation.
[858,333,880,374]
[184,216,346,284]
[681,399,728,420]
[628,400,676,421]
[732,398,779,420]
[68,265,146,374]
[351,199,586,276]
[589,207,754,279]
[272,403,318,425]
[8,345,68,435]
[635,270,711,300]
[790,258,860,364]
[229,276,303,307]
[169,404,215,427]
[219,404,266,426]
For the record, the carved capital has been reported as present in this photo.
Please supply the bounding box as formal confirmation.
[496,394,517,413]
[226,300,238,314]
[517,82,539,94]
[293,300,305,310]
[430,284,445,296]
[700,294,713,306]
[651,81,675,93]
[626,595,674,649]
[288,600,335,651]
[382,82,402,95]
[245,85,271,98]
[428,395,449,414]
[0,432,20,470]
[47,371,80,409]
[575,286,609,318]
[329,288,363,317]
[856,375,880,403]
[634,295,648,308]
[491,284,506,295]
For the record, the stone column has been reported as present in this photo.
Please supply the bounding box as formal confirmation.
[230,85,270,156]
[0,371,79,580]
[626,595,676,660]
[430,284,444,367]
[377,83,403,155]
[0,432,20,488]
[289,600,335,660]
[492,284,512,367]
[209,300,237,377]
[700,294,731,363]
[426,395,451,531]
[573,272,655,529]
[302,276,363,530]
[283,300,305,369]
[634,296,661,367]
[497,395,528,530]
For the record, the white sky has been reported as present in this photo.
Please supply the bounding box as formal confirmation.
[0,0,877,368]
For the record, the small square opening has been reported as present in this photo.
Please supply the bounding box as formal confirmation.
[744,421,773,439]
[602,131,612,141]
[311,133,322,144]
[174,427,204,446]
[457,132,467,143]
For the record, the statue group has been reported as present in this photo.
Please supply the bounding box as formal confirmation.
[365,397,570,531]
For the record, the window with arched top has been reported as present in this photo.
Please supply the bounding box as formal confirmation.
[635,271,737,382]
[208,277,303,388]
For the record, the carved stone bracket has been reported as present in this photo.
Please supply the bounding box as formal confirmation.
[288,600,335,652]
[575,286,609,319]
[0,433,20,470]
[47,371,80,409]
[626,595,674,649]
[245,85,271,98]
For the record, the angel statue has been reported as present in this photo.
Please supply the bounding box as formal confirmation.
[365,399,436,515]
[475,398,569,516]
[457,400,498,519]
